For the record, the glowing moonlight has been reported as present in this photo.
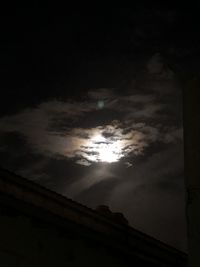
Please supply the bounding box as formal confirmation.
[84,133,123,163]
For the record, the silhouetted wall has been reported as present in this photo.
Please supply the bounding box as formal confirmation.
[0,208,129,266]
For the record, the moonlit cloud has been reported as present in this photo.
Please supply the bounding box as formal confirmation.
[74,124,149,164]
[0,109,153,165]
[0,84,182,166]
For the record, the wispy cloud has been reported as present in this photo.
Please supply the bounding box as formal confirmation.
[0,86,182,166]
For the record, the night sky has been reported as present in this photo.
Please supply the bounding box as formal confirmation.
[1,5,200,252]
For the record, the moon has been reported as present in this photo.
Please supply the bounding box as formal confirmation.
[85,133,123,163]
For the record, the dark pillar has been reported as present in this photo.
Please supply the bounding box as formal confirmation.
[183,77,200,266]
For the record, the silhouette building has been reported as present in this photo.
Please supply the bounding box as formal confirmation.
[0,168,187,266]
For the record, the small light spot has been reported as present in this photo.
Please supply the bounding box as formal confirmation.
[97,100,105,109]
